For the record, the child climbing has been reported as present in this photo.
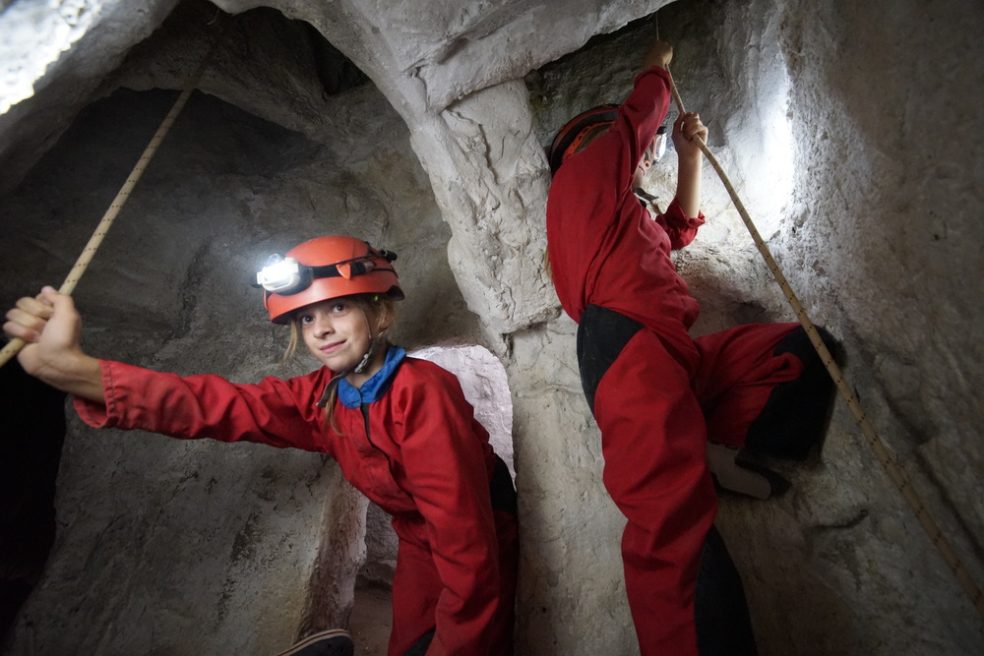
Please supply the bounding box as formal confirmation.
[3,235,519,656]
[545,39,838,655]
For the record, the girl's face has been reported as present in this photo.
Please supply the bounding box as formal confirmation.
[298,298,372,372]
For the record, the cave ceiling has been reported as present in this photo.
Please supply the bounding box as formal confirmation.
[0,0,667,193]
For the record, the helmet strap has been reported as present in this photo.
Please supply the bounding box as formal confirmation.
[351,305,376,375]
[353,343,374,374]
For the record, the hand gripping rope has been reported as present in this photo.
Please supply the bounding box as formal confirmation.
[0,13,228,369]
[664,67,984,619]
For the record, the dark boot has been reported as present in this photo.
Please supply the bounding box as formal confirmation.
[745,326,843,461]
[273,629,354,656]
[404,629,435,656]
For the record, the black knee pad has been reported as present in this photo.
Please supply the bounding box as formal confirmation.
[775,326,843,368]
[745,326,841,460]
[576,305,642,415]
[695,526,758,656]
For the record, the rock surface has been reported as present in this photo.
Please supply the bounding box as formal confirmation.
[1,0,982,654]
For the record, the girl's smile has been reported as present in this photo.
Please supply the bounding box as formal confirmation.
[298,299,371,372]
[319,339,347,355]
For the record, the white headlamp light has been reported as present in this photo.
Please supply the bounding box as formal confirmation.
[256,255,303,293]
[654,125,668,161]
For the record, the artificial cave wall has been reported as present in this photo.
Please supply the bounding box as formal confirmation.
[0,1,982,655]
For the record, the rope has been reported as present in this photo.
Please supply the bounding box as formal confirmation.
[0,16,227,369]
[665,68,984,618]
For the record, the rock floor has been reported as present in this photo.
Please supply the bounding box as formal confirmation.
[349,581,393,655]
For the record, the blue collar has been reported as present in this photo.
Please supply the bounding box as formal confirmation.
[337,345,406,408]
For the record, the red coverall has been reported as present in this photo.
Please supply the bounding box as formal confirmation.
[546,65,803,655]
[74,353,518,656]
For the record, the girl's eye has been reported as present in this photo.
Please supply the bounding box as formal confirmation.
[331,302,348,314]
[299,314,314,324]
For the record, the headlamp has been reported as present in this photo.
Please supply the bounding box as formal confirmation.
[256,255,309,294]
[254,247,398,296]
[653,125,668,161]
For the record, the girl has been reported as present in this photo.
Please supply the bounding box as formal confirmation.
[545,39,837,655]
[4,235,518,656]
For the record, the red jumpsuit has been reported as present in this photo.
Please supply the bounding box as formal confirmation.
[73,350,518,656]
[546,66,805,655]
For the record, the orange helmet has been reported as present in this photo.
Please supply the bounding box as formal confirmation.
[547,104,619,175]
[257,235,404,324]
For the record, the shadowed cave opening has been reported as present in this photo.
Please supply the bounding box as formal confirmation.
[1,0,983,654]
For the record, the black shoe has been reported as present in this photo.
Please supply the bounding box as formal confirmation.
[273,629,354,656]
[733,457,791,498]
[745,326,843,461]
[404,629,435,656]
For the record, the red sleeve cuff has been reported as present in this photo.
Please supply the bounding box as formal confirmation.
[664,196,705,228]
[72,359,117,428]
[635,65,673,87]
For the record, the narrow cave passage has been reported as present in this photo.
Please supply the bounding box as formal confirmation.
[1,0,982,654]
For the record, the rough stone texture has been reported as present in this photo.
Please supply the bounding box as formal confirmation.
[520,2,984,653]
[508,315,637,653]
[755,1,984,652]
[0,0,181,193]
[409,83,557,337]
[1,0,983,655]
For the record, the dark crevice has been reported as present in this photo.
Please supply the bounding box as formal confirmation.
[120,0,369,97]
[912,450,984,573]
[806,508,870,535]
[170,241,212,342]
[0,343,66,641]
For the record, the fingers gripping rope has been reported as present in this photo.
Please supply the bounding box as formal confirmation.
[0,17,229,369]
[664,67,984,618]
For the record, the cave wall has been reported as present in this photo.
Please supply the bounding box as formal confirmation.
[761,1,984,649]
[1,0,983,654]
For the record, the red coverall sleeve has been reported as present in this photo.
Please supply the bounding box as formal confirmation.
[72,359,328,452]
[546,67,674,321]
[555,67,670,200]
[654,196,706,249]
[394,367,500,655]
[583,66,673,195]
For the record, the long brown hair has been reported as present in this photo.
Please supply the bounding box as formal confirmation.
[284,294,396,433]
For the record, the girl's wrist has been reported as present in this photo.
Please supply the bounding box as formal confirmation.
[678,154,703,172]
[40,351,103,400]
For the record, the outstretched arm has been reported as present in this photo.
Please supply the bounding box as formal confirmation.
[3,286,103,402]
[673,111,709,218]
[6,287,331,452]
